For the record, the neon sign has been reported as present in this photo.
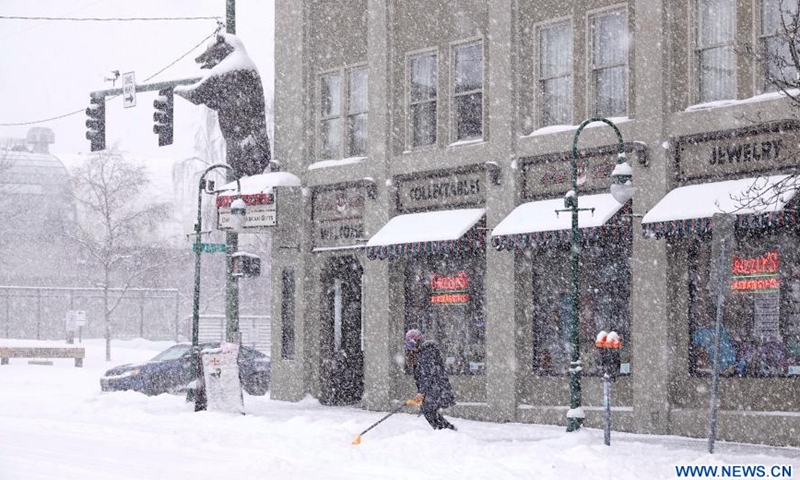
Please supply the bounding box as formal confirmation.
[731,251,780,292]
[431,271,469,291]
[430,271,470,305]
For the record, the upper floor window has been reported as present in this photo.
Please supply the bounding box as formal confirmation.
[696,0,736,102]
[761,0,799,92]
[590,9,628,117]
[453,42,483,141]
[538,22,573,127]
[409,52,438,148]
[320,73,342,159]
[319,67,369,160]
[348,67,369,157]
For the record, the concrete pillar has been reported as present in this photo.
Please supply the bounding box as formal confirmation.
[630,0,671,435]
[361,0,393,411]
[484,0,518,422]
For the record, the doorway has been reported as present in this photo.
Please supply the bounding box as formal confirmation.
[320,256,364,405]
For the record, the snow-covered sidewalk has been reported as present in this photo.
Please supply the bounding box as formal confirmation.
[0,339,798,480]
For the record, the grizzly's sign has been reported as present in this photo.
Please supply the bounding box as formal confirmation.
[312,185,366,249]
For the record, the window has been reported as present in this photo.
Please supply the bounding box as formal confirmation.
[538,22,573,127]
[696,0,736,102]
[404,254,486,375]
[453,42,484,141]
[590,9,628,117]
[532,243,632,376]
[688,230,800,377]
[347,67,369,156]
[761,0,799,92]
[319,67,369,160]
[409,52,438,148]
[320,73,342,159]
[281,269,296,360]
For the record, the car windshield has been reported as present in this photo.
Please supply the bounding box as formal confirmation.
[150,345,191,361]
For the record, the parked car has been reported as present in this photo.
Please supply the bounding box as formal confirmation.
[100,343,270,396]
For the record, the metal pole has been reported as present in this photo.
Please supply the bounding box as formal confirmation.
[139,295,145,339]
[567,118,625,433]
[5,295,9,338]
[189,163,235,411]
[174,291,180,343]
[708,237,729,454]
[36,290,41,340]
[603,374,611,446]
[226,0,235,34]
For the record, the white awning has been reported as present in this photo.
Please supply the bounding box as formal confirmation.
[641,175,799,238]
[366,208,485,259]
[491,194,628,249]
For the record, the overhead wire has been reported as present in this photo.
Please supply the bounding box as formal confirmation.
[0,28,219,127]
[0,15,221,22]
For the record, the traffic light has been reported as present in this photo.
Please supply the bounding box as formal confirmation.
[153,87,174,147]
[85,95,105,152]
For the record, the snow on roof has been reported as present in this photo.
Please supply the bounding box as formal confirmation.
[174,33,259,95]
[218,172,302,197]
[492,193,625,237]
[642,175,798,224]
[685,89,800,112]
[366,208,485,247]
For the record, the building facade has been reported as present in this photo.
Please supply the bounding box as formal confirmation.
[270,0,800,446]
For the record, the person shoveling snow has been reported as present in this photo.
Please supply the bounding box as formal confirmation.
[404,329,457,431]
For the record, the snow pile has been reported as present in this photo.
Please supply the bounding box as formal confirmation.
[0,340,798,480]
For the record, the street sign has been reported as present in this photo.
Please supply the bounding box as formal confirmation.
[193,243,227,253]
[74,310,86,327]
[122,72,136,108]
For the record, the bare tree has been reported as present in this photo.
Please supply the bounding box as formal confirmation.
[754,0,800,104]
[66,149,172,361]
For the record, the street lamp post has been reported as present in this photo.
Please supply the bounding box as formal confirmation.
[189,163,241,411]
[564,117,633,432]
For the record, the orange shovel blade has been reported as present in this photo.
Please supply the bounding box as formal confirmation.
[352,435,362,445]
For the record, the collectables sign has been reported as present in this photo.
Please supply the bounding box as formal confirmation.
[217,192,276,231]
[396,169,485,212]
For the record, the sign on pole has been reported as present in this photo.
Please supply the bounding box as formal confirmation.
[122,72,136,108]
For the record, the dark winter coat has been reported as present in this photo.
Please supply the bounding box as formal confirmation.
[412,340,456,414]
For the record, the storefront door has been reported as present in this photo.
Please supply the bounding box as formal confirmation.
[320,256,364,405]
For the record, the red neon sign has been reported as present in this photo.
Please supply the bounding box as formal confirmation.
[730,251,780,292]
[732,251,779,275]
[430,293,470,305]
[430,271,469,291]
[731,277,780,292]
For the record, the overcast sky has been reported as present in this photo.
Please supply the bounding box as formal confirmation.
[0,0,274,160]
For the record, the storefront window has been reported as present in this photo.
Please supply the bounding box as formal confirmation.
[689,229,800,377]
[532,242,632,376]
[404,254,486,375]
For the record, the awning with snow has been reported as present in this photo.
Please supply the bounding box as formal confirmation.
[366,208,485,260]
[491,194,630,250]
[641,175,799,239]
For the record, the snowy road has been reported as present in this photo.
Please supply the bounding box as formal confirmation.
[1,339,798,480]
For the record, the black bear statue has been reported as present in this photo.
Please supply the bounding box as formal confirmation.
[175,33,271,179]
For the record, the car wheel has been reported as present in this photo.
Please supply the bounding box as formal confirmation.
[243,376,269,396]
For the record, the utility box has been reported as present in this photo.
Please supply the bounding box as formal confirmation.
[232,252,261,278]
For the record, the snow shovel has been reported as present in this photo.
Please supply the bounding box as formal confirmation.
[351,399,419,445]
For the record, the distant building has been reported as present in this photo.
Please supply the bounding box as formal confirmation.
[270,0,800,446]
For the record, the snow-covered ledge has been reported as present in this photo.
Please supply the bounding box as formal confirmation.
[217,171,302,197]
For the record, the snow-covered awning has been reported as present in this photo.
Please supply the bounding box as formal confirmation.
[641,175,799,239]
[216,172,301,207]
[491,194,629,250]
[366,208,485,260]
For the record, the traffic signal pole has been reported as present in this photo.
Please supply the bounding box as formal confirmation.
[85,77,200,152]
[224,0,241,345]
